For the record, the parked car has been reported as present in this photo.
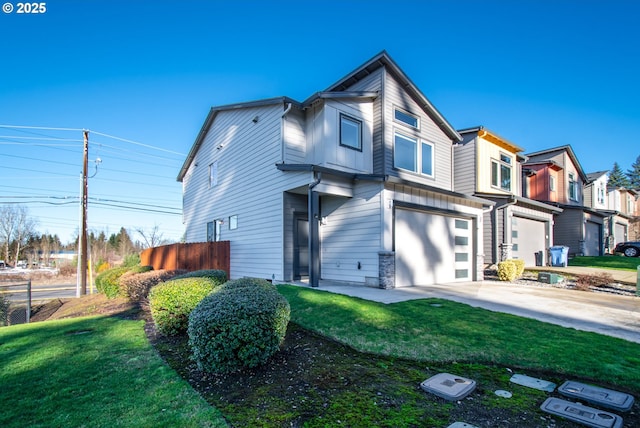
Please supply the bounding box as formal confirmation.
[613,241,640,257]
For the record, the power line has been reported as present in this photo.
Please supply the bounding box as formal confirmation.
[90,129,186,156]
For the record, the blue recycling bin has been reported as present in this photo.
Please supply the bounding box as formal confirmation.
[549,246,569,267]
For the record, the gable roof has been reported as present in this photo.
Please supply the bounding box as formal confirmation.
[325,51,461,142]
[177,51,461,181]
[586,170,609,182]
[524,145,588,182]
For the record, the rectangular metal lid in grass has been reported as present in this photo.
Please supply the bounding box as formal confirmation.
[540,397,623,428]
[510,373,556,392]
[420,373,476,401]
[558,381,635,412]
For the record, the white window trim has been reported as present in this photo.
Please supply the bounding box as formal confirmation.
[491,156,512,192]
[393,107,420,130]
[393,131,435,178]
[568,172,578,201]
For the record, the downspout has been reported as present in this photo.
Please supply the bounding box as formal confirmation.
[308,173,322,287]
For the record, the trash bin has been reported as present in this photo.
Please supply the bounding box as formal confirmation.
[549,246,569,267]
[535,251,544,267]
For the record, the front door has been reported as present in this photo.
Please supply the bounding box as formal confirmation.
[294,216,309,279]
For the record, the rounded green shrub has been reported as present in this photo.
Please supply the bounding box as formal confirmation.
[217,277,275,292]
[95,266,130,298]
[149,277,217,336]
[119,269,187,302]
[188,279,290,374]
[95,265,153,298]
[172,269,227,286]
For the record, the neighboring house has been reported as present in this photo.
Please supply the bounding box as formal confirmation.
[454,127,562,266]
[584,171,631,253]
[178,51,493,288]
[523,145,605,256]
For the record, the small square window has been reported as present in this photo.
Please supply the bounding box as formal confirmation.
[455,219,469,230]
[339,114,362,151]
[454,236,468,246]
[394,108,419,129]
[229,215,238,230]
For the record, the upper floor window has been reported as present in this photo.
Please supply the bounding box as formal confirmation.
[209,161,218,188]
[394,108,419,129]
[394,132,434,177]
[491,153,512,191]
[339,114,362,151]
[550,175,556,192]
[597,185,605,205]
[568,172,578,201]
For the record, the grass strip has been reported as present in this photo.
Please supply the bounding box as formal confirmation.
[0,316,227,428]
[569,255,640,270]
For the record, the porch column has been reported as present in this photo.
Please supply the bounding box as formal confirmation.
[308,189,320,287]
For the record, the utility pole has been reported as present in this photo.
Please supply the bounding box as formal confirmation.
[80,130,89,295]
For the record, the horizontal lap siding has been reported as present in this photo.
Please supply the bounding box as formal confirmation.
[320,181,383,283]
[182,104,310,280]
[283,108,306,164]
[453,138,476,195]
[384,73,453,190]
[553,209,583,255]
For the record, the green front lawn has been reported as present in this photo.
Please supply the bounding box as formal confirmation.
[569,255,640,270]
[0,316,226,428]
[277,285,640,391]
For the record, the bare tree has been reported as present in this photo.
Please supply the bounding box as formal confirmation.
[0,205,37,264]
[136,225,169,249]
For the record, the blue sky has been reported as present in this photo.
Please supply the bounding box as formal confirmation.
[1,0,639,244]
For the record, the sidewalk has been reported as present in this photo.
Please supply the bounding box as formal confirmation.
[303,270,640,344]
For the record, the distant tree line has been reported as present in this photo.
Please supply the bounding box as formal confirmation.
[0,204,172,268]
[608,154,640,188]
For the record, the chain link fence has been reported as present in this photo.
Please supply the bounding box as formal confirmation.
[0,280,32,326]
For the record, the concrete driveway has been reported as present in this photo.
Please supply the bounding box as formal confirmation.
[312,279,640,344]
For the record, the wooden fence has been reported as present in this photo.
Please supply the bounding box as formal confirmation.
[140,241,230,278]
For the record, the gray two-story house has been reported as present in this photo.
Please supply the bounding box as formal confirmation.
[178,51,493,288]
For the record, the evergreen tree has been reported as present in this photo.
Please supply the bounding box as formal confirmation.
[608,162,630,188]
[626,155,640,189]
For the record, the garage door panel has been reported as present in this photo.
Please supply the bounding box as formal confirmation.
[512,217,546,266]
[395,209,471,287]
[584,221,602,256]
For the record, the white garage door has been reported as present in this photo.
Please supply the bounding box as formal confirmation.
[584,221,602,256]
[614,223,627,246]
[512,217,546,266]
[395,209,472,287]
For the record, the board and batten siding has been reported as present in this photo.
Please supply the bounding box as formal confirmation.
[339,68,384,174]
[452,137,477,195]
[320,181,383,284]
[182,103,311,280]
[305,99,373,173]
[383,72,453,190]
